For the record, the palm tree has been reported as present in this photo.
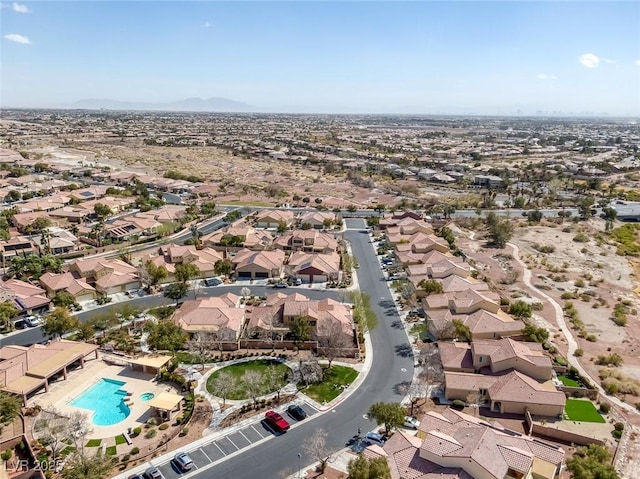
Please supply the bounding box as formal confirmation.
[40,228,51,254]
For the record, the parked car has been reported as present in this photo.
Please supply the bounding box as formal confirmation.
[144,467,165,479]
[128,474,144,479]
[265,410,290,433]
[274,282,288,289]
[204,277,222,287]
[286,404,307,421]
[24,316,41,327]
[364,432,386,447]
[403,416,420,429]
[173,452,194,471]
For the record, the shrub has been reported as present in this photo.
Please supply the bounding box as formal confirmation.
[130,447,140,455]
[613,429,623,439]
[596,354,623,367]
[451,400,465,410]
[574,349,584,357]
[599,403,610,414]
[573,233,589,242]
[146,417,157,427]
[132,427,141,437]
[159,423,169,431]
[1,450,12,461]
[145,428,157,439]
[586,334,597,342]
[121,454,130,463]
[179,427,189,437]
[614,422,624,431]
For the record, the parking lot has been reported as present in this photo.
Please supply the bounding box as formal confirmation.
[150,402,318,478]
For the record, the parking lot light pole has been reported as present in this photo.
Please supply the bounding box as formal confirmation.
[297,453,302,479]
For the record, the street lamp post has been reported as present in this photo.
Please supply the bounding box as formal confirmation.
[297,453,302,479]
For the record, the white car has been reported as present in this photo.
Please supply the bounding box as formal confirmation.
[403,416,420,429]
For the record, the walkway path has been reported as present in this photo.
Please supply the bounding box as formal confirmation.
[509,242,640,478]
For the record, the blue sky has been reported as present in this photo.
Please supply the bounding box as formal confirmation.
[2,1,639,115]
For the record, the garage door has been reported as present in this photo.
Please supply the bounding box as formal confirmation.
[237,272,252,278]
[254,272,269,279]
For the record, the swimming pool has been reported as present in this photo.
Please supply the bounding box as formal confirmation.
[70,378,131,426]
[140,392,155,401]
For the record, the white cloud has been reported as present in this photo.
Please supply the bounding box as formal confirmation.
[536,73,557,80]
[12,2,30,13]
[579,53,600,68]
[4,33,31,44]
[204,21,211,28]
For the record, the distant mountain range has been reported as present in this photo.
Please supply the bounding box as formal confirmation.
[70,97,256,112]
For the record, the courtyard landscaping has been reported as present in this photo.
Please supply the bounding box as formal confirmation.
[299,365,358,404]
[564,399,606,423]
[206,359,290,400]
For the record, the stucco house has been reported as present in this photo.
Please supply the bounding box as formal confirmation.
[69,258,141,295]
[439,338,553,381]
[287,252,340,283]
[273,230,338,254]
[232,249,285,279]
[171,293,243,338]
[444,370,566,417]
[366,408,564,479]
[298,211,336,229]
[39,272,97,303]
[254,209,295,229]
[202,223,274,250]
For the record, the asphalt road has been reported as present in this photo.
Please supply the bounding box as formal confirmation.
[186,218,414,479]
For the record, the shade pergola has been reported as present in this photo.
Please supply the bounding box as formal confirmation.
[147,391,183,421]
[127,355,172,374]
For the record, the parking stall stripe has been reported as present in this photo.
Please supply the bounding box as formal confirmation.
[251,424,266,437]
[199,448,212,463]
[214,442,225,456]
[239,430,251,444]
[226,436,239,450]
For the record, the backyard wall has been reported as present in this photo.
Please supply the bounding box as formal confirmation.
[525,411,605,447]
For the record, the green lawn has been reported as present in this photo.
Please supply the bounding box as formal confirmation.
[299,366,358,404]
[114,434,127,446]
[558,375,581,387]
[85,439,101,447]
[105,446,117,456]
[564,399,606,423]
[206,359,289,400]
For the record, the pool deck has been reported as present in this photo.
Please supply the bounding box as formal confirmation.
[30,355,182,440]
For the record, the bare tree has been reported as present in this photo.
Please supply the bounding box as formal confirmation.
[211,330,231,358]
[302,428,335,473]
[319,321,352,368]
[186,332,213,369]
[241,370,265,408]
[264,366,286,404]
[66,411,92,456]
[466,391,484,417]
[34,409,68,463]
[397,380,429,416]
[209,371,237,408]
[240,287,251,300]
[291,359,324,388]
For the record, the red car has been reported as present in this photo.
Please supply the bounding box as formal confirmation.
[265,410,290,433]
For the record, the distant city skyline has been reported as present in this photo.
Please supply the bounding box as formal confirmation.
[2,1,639,116]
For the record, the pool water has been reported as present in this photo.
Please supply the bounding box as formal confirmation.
[140,392,155,401]
[70,378,130,426]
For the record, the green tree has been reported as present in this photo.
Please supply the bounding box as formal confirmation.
[24,216,52,234]
[145,261,168,286]
[277,220,288,233]
[42,307,79,339]
[174,263,201,284]
[566,444,619,479]
[522,324,549,343]
[417,279,443,296]
[75,322,96,341]
[163,282,188,305]
[527,209,543,222]
[0,391,23,426]
[290,316,311,346]
[347,291,378,334]
[301,222,312,230]
[487,217,513,248]
[214,259,233,277]
[52,291,79,310]
[93,203,112,220]
[367,402,405,434]
[509,300,532,318]
[144,319,187,352]
[347,455,391,479]
[0,302,19,331]
[452,319,472,342]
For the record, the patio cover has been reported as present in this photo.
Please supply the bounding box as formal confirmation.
[3,376,45,395]
[128,355,172,370]
[147,392,183,411]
